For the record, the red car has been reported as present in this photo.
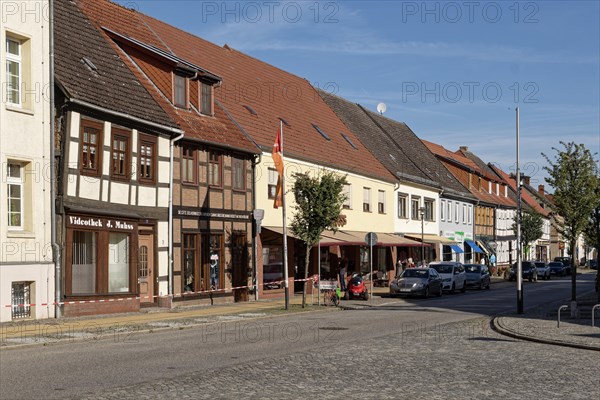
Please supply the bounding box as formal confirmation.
[346,273,369,300]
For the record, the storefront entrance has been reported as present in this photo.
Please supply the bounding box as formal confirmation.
[138,234,154,303]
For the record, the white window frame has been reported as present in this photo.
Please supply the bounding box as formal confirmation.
[378,190,385,214]
[398,193,407,219]
[6,37,22,106]
[343,184,352,209]
[455,202,459,223]
[363,187,371,212]
[411,196,420,220]
[440,200,445,221]
[267,167,278,199]
[7,162,23,229]
[468,205,472,225]
[424,198,435,221]
[447,201,452,222]
[462,204,467,223]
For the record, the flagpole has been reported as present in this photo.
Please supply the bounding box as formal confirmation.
[280,120,290,310]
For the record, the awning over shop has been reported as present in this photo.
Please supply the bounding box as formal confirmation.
[449,244,464,253]
[465,240,483,253]
[262,227,425,247]
[405,234,457,245]
[476,240,490,255]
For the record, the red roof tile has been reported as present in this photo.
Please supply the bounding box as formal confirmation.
[490,166,550,217]
[423,140,516,208]
[76,0,396,182]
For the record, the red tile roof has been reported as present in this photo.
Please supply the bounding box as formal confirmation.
[423,140,516,207]
[490,166,549,216]
[76,0,396,182]
[73,2,258,154]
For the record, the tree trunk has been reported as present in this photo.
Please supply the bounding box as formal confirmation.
[302,244,311,308]
[571,239,577,302]
[596,251,600,304]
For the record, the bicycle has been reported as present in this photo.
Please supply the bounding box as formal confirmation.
[319,279,341,307]
[322,287,340,307]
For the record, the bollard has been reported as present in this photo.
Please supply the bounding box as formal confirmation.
[557,305,568,328]
[592,304,600,328]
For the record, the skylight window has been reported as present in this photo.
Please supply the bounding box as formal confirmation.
[243,105,257,115]
[311,124,331,141]
[81,57,98,72]
[389,154,396,161]
[341,133,358,150]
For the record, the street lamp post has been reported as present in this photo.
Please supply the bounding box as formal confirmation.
[420,207,426,267]
[516,107,524,314]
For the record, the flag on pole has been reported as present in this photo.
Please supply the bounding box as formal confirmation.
[272,125,284,208]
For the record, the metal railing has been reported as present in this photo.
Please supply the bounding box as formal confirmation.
[11,282,31,319]
[557,305,568,328]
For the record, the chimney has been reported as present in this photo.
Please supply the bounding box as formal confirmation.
[538,184,545,196]
[459,146,469,153]
[522,175,530,186]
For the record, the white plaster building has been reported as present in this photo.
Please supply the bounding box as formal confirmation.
[0,0,54,321]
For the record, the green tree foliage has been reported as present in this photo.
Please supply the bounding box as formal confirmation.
[512,210,544,259]
[290,171,348,307]
[582,174,600,300]
[542,142,598,302]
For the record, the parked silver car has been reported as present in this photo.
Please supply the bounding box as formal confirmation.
[390,268,443,298]
[464,264,491,290]
[429,262,466,293]
[534,261,551,280]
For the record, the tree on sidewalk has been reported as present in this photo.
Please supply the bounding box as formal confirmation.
[290,171,347,308]
[511,210,544,259]
[583,174,600,302]
[542,142,598,306]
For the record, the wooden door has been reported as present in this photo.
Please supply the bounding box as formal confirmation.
[138,235,154,303]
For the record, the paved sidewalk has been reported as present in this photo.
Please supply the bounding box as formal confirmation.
[0,294,335,348]
[493,290,600,351]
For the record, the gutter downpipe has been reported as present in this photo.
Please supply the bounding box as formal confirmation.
[169,132,185,299]
[49,0,62,318]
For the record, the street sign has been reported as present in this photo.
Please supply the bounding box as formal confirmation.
[365,232,378,246]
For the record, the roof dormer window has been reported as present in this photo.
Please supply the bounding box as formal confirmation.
[200,81,213,116]
[174,74,187,108]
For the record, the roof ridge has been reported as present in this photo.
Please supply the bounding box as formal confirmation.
[357,104,437,185]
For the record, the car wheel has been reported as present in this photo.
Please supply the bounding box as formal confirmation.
[363,291,369,301]
[423,287,430,298]
[528,275,533,282]
[486,281,491,290]
[461,281,466,293]
[479,281,484,290]
[450,283,456,294]
[437,286,443,297]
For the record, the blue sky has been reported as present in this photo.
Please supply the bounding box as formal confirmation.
[119,1,599,188]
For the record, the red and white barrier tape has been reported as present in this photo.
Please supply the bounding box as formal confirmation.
[5,276,320,308]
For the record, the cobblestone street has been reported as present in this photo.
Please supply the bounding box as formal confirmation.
[76,317,599,400]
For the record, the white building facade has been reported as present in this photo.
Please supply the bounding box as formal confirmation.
[0,0,54,322]
[439,197,476,264]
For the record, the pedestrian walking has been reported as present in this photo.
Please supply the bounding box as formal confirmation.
[338,258,347,291]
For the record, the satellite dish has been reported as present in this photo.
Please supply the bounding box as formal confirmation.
[377,102,387,115]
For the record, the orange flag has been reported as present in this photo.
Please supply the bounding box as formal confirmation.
[272,126,284,208]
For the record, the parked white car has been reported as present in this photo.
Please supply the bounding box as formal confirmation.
[534,261,551,280]
[429,262,466,293]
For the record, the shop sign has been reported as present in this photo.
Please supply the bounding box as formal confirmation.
[176,209,251,221]
[68,215,136,231]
